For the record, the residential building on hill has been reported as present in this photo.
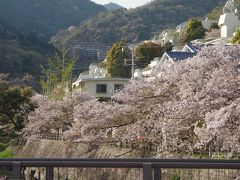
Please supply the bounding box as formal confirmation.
[72,63,129,98]
[73,78,129,98]
[70,43,111,62]
[218,0,240,38]
[219,13,239,37]
[134,43,200,79]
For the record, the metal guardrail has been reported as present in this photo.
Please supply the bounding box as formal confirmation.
[1,158,240,180]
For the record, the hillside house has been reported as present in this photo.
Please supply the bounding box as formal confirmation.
[134,43,199,78]
[73,78,128,98]
[218,0,240,38]
[176,21,188,35]
[72,63,129,98]
[201,18,218,30]
[219,13,239,37]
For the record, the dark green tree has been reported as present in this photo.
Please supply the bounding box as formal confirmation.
[182,18,206,43]
[106,41,131,78]
[135,42,173,68]
[0,81,36,131]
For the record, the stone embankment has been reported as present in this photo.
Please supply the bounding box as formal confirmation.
[16,140,239,180]
[17,139,144,180]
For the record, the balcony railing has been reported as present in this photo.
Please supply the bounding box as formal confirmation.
[1,158,240,180]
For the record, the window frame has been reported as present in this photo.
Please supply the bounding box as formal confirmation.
[114,84,124,92]
[96,84,107,93]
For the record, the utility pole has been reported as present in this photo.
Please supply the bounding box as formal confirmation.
[48,68,52,98]
[131,44,135,79]
[123,43,136,80]
[69,74,73,98]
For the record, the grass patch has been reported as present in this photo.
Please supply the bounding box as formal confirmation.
[0,150,14,158]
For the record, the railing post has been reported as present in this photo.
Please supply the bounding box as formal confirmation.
[143,163,152,180]
[154,168,162,180]
[46,167,54,180]
[12,162,21,180]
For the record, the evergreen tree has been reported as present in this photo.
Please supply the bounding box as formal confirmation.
[135,42,173,68]
[232,29,240,44]
[0,81,36,131]
[105,42,131,78]
[182,18,206,43]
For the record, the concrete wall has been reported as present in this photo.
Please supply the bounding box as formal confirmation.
[219,13,239,37]
[17,140,239,180]
[18,140,137,158]
[83,80,129,98]
[17,140,149,180]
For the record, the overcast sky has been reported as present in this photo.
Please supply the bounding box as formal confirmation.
[91,0,152,9]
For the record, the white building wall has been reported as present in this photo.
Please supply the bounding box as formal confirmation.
[201,19,218,30]
[80,80,129,98]
[218,13,239,38]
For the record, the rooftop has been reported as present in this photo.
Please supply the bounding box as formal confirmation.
[165,51,196,61]
[74,78,129,84]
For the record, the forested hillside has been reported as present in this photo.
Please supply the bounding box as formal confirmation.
[0,0,106,40]
[0,17,55,87]
[104,2,124,11]
[52,0,225,46]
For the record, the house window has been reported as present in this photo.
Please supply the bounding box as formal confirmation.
[96,84,107,93]
[114,84,124,92]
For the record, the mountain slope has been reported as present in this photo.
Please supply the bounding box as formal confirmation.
[0,0,106,40]
[53,0,225,46]
[104,2,124,11]
[0,17,55,80]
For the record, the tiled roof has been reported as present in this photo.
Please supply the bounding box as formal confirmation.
[165,51,196,61]
[186,43,202,52]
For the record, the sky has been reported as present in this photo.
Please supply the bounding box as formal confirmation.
[91,0,152,9]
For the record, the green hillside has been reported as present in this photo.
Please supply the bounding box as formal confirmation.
[104,2,124,11]
[0,0,106,40]
[0,17,55,83]
[53,0,225,46]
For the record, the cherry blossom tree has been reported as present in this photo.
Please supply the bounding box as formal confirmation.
[24,45,240,157]
[205,29,221,39]
[23,92,92,139]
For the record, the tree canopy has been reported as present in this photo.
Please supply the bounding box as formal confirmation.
[135,42,173,68]
[182,18,206,43]
[0,81,36,131]
[105,42,131,78]
[232,29,240,44]
[24,45,240,158]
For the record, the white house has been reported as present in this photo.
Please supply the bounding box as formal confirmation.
[176,19,218,34]
[218,13,239,38]
[72,78,129,98]
[134,57,160,78]
[134,43,200,79]
[72,63,129,98]
[176,21,188,35]
[76,64,106,80]
[218,0,240,38]
[201,18,218,30]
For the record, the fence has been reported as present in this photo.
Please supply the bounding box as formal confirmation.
[39,134,62,141]
[1,158,240,180]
